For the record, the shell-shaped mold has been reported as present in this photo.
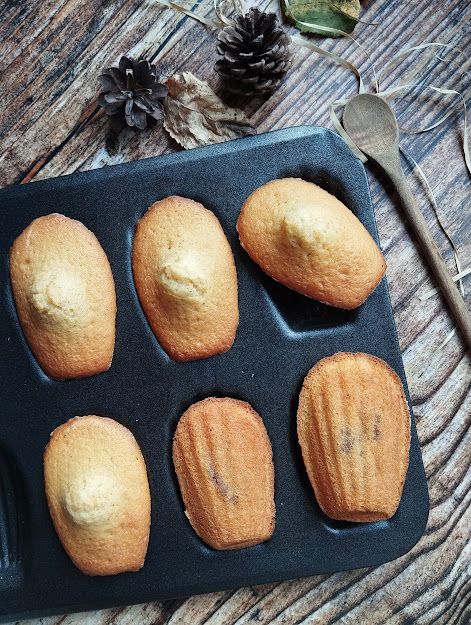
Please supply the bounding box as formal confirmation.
[0,449,25,587]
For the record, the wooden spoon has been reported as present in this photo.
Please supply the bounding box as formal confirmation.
[343,93,471,350]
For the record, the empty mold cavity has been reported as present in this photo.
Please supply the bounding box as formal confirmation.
[0,449,26,587]
[322,515,390,535]
[262,274,356,333]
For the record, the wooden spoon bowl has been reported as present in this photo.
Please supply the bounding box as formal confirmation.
[343,94,471,349]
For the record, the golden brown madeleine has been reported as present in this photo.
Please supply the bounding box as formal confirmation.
[297,353,411,522]
[173,398,275,550]
[237,178,386,309]
[132,196,238,362]
[9,214,116,379]
[44,415,151,576]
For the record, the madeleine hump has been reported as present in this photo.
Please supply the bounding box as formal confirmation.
[173,397,275,550]
[237,178,386,308]
[132,196,239,361]
[9,213,116,379]
[44,415,151,576]
[297,353,411,522]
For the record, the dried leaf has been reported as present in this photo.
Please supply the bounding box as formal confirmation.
[163,72,256,149]
[282,0,360,37]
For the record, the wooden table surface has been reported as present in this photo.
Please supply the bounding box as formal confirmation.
[1,0,470,623]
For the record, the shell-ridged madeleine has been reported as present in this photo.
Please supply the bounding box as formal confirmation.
[297,353,411,522]
[173,398,275,550]
[9,214,116,379]
[237,178,386,309]
[132,196,238,361]
[44,416,151,576]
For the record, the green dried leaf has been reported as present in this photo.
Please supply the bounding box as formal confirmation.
[282,0,360,37]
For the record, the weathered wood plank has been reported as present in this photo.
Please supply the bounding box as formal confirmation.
[0,0,192,183]
[1,0,470,623]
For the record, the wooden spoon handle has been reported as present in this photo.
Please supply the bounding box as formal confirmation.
[389,168,471,350]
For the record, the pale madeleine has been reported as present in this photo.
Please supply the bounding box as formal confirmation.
[9,213,116,379]
[44,415,151,576]
[132,196,238,361]
[237,178,386,308]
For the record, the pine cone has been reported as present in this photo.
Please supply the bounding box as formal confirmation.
[215,8,292,96]
[98,56,167,130]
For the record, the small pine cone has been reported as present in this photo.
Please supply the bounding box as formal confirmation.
[215,8,292,96]
[98,56,167,130]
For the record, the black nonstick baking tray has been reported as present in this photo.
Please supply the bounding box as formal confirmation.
[0,126,429,623]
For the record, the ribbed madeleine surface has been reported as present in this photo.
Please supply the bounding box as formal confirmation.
[173,398,275,550]
[297,353,411,522]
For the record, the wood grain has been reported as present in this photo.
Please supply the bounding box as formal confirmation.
[1,0,470,623]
